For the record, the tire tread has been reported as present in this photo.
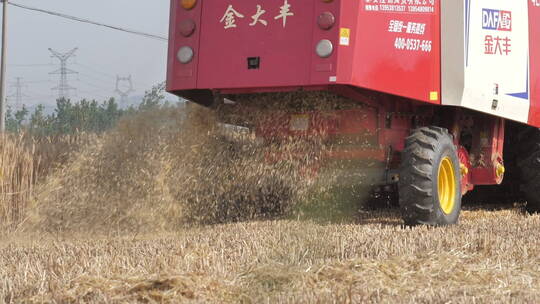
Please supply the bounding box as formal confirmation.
[399,127,461,226]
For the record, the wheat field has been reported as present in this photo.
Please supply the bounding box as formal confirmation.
[2,207,540,303]
[1,105,540,303]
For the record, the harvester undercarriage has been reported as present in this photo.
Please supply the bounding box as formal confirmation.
[208,88,536,225]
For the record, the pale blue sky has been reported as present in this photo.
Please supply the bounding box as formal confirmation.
[1,0,171,109]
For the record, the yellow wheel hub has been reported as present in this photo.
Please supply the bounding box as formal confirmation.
[438,157,456,215]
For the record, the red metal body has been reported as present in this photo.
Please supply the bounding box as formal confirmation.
[167,0,442,103]
[167,0,201,91]
[167,1,536,113]
[168,0,340,91]
[528,1,540,126]
[167,1,539,191]
[347,1,441,104]
[469,117,505,185]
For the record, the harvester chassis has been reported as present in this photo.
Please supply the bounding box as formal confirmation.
[202,86,532,225]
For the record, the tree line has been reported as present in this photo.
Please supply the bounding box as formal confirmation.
[6,83,176,136]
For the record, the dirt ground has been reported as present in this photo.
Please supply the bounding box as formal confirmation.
[2,205,539,304]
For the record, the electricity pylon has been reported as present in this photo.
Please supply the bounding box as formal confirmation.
[49,47,78,100]
[8,77,26,109]
[115,75,134,103]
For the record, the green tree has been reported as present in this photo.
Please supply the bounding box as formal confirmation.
[4,83,177,136]
[54,98,74,134]
[6,105,29,133]
[5,106,18,132]
[138,82,166,111]
[29,104,53,136]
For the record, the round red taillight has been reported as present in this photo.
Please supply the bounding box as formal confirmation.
[317,12,335,30]
[181,0,197,10]
[179,19,196,37]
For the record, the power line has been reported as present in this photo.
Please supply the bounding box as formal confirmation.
[24,79,54,84]
[77,89,111,100]
[9,2,168,42]
[25,87,56,98]
[74,62,117,79]
[77,72,115,85]
[25,94,55,100]
[75,63,151,89]
[8,63,54,67]
[77,79,111,91]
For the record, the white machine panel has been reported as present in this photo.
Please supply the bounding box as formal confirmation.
[442,0,530,123]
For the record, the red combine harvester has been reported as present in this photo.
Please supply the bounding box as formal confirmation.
[167,0,540,225]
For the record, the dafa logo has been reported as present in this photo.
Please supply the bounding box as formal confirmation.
[482,9,512,31]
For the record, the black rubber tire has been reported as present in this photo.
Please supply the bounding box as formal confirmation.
[398,126,462,226]
[517,127,540,213]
